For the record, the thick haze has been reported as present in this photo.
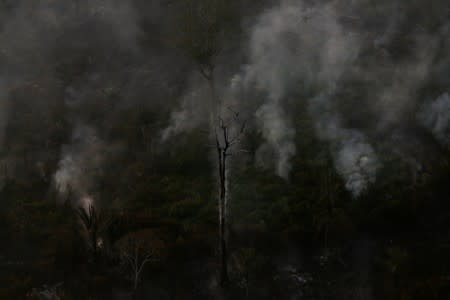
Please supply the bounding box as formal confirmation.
[0,0,449,199]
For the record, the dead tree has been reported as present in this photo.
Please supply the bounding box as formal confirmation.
[170,0,244,286]
[215,115,246,286]
[77,204,109,260]
[115,230,161,294]
[122,238,154,291]
[198,63,246,286]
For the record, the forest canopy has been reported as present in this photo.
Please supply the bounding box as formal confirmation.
[0,0,449,299]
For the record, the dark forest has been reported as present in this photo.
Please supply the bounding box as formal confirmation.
[0,0,450,299]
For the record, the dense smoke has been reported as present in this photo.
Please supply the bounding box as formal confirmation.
[0,0,144,202]
[161,74,211,141]
[1,1,450,298]
[420,92,450,146]
[309,93,379,197]
[0,0,448,200]
[231,0,379,195]
[158,0,450,197]
[231,0,448,195]
[53,124,109,209]
[254,103,296,179]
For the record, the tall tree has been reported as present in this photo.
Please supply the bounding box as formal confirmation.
[167,0,242,285]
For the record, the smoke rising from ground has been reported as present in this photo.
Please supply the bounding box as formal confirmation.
[158,0,450,197]
[0,0,448,200]
[254,103,296,179]
[54,125,104,207]
[0,1,449,298]
[232,0,378,194]
[235,0,449,195]
[0,0,142,201]
[161,74,211,141]
[309,93,379,197]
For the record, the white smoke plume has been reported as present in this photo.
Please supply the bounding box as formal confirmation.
[161,74,210,141]
[233,0,376,191]
[254,103,296,179]
[335,135,379,197]
[159,0,446,196]
[309,93,379,197]
[54,124,108,209]
[419,92,450,146]
[366,33,438,130]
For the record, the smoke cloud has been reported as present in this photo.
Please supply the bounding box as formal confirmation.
[54,124,111,209]
[158,0,450,197]
[232,0,378,194]
[0,0,443,200]
[161,74,211,141]
[309,93,379,197]
[234,0,449,195]
[254,103,296,179]
[420,92,450,146]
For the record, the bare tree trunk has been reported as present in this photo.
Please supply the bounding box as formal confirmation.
[201,65,244,287]
[122,241,152,296]
[201,68,230,286]
[217,141,229,286]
